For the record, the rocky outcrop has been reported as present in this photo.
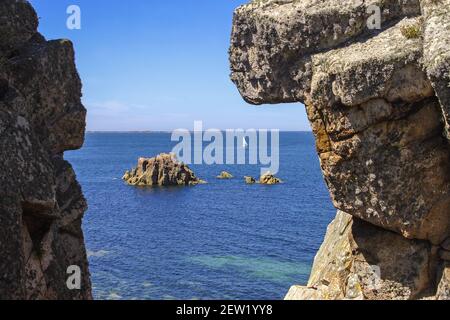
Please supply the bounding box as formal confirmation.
[123,153,205,186]
[245,176,256,184]
[0,1,91,299]
[285,211,436,300]
[230,0,450,300]
[259,172,282,185]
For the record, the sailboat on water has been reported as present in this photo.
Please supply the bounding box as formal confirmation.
[243,137,249,149]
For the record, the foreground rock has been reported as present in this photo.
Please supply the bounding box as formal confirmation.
[0,1,91,299]
[230,0,450,300]
[259,173,282,185]
[217,171,234,179]
[286,211,435,300]
[436,263,450,300]
[124,154,204,186]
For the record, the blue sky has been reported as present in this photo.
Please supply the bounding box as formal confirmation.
[29,0,310,131]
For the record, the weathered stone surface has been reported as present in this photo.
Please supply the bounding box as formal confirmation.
[421,0,450,137]
[0,0,38,52]
[439,250,450,261]
[124,153,204,186]
[230,0,421,104]
[306,19,450,244]
[286,211,435,300]
[230,0,450,300]
[0,1,91,299]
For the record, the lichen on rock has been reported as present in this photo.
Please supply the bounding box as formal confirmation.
[124,153,205,186]
[0,0,91,299]
[230,0,450,300]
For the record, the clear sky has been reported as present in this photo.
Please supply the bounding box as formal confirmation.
[29,0,310,131]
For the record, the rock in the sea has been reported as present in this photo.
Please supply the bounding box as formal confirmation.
[230,0,450,300]
[217,171,234,179]
[244,176,256,184]
[436,263,450,300]
[124,153,204,186]
[0,0,91,299]
[259,172,282,185]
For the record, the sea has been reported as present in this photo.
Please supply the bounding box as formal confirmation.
[65,132,335,300]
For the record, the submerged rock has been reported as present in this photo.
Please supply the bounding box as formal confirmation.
[217,171,233,179]
[259,172,282,185]
[124,153,204,186]
[244,176,256,184]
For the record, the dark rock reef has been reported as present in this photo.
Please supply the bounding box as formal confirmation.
[123,153,205,186]
[0,1,91,299]
[230,0,450,300]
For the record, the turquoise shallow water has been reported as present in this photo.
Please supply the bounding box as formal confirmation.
[65,132,335,300]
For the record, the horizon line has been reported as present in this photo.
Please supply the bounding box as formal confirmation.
[85,130,313,133]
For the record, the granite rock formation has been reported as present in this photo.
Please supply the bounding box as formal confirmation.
[0,0,91,299]
[123,153,205,186]
[230,0,450,300]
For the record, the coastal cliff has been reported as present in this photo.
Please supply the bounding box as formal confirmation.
[230,0,450,300]
[0,1,91,299]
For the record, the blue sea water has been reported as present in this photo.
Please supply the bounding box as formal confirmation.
[65,132,335,300]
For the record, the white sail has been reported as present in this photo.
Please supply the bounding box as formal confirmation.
[243,137,248,148]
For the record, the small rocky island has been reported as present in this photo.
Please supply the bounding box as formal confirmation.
[123,153,205,186]
[259,173,282,185]
[217,171,234,179]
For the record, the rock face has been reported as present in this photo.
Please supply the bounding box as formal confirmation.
[230,0,450,300]
[123,153,204,186]
[286,211,435,300]
[0,1,91,299]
